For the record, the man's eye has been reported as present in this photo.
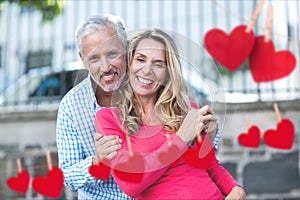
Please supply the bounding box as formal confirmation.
[88,56,100,63]
[107,52,118,58]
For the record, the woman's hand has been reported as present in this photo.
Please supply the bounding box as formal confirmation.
[225,186,246,200]
[94,133,122,161]
[177,105,216,146]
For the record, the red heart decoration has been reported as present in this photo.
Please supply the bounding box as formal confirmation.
[183,136,215,170]
[6,170,30,193]
[263,119,295,150]
[113,154,145,183]
[204,25,255,71]
[32,167,64,198]
[158,145,181,166]
[249,36,296,83]
[89,160,111,180]
[238,125,261,148]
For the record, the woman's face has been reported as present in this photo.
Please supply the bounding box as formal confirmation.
[129,38,168,99]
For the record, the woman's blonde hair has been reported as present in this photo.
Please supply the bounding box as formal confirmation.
[113,29,191,134]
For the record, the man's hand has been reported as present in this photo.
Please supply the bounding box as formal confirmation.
[225,186,246,200]
[94,133,122,161]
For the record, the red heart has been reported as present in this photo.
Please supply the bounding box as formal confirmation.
[263,119,295,150]
[6,170,30,193]
[113,154,145,183]
[238,125,261,148]
[204,25,255,71]
[183,136,215,169]
[89,160,111,180]
[249,36,296,82]
[32,167,64,198]
[158,145,181,166]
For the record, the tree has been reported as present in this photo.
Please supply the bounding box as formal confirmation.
[0,0,65,22]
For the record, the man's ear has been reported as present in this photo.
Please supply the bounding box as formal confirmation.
[79,52,88,69]
[79,52,84,62]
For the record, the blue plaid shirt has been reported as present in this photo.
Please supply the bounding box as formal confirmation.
[56,77,133,199]
[56,77,220,199]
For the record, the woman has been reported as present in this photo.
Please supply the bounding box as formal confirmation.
[95,29,246,199]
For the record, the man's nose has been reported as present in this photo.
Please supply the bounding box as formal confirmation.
[99,57,111,72]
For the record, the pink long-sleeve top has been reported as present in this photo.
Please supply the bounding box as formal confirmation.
[95,107,239,200]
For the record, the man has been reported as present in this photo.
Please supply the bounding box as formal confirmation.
[56,14,221,199]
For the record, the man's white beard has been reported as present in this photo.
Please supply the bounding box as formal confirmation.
[91,72,125,92]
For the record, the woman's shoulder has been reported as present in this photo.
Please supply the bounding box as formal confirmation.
[96,107,120,119]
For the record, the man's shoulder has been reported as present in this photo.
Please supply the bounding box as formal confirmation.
[59,78,91,107]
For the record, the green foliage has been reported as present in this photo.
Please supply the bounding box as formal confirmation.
[0,0,65,22]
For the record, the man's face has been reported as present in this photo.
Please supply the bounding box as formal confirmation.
[80,29,126,92]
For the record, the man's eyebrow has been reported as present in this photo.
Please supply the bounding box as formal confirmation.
[88,54,100,59]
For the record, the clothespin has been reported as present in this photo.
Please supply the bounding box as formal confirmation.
[264,5,273,42]
[46,150,52,170]
[246,0,264,32]
[165,132,171,148]
[273,103,281,122]
[245,114,252,129]
[16,158,22,173]
[126,134,133,157]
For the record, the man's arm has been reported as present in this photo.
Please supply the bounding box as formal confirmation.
[56,103,99,190]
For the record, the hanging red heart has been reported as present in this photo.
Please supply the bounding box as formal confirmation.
[183,136,215,170]
[158,145,181,166]
[249,36,296,82]
[89,160,111,180]
[113,154,145,183]
[238,125,261,148]
[6,170,30,193]
[204,25,255,71]
[32,167,64,199]
[263,119,295,150]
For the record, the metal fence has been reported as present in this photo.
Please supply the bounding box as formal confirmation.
[0,0,299,109]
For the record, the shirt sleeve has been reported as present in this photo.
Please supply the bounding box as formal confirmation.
[56,101,99,190]
[207,157,241,195]
[95,107,188,198]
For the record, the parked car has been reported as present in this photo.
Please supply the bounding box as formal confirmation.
[0,66,88,108]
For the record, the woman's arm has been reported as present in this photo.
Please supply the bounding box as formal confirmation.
[95,107,188,197]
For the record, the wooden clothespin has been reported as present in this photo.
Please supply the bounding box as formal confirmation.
[273,103,281,122]
[165,132,171,148]
[46,150,52,171]
[16,158,23,173]
[245,114,252,129]
[126,134,133,157]
[264,5,273,42]
[246,0,265,32]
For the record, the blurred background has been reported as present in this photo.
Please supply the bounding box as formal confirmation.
[0,0,299,199]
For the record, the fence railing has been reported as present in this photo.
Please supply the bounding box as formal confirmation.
[0,0,299,109]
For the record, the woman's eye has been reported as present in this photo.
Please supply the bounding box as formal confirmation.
[154,62,166,68]
[136,58,144,62]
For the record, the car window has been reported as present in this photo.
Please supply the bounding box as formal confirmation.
[30,69,88,98]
